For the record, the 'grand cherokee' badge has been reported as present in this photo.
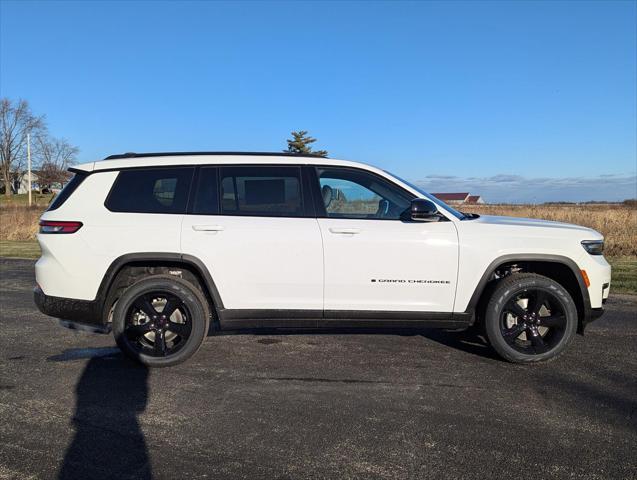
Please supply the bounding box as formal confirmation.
[371,279,451,284]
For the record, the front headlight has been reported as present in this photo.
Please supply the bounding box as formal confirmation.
[581,240,604,255]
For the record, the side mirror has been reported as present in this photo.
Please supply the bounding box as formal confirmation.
[404,198,440,222]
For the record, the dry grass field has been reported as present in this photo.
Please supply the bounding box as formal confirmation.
[0,193,54,241]
[462,204,636,257]
[0,205,42,241]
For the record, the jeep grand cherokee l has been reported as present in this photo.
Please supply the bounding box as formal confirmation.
[34,152,611,367]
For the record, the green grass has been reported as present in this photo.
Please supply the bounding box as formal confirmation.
[608,257,637,294]
[0,240,41,259]
[0,192,54,207]
[0,240,635,294]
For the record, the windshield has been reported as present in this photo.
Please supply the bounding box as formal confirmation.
[384,171,466,220]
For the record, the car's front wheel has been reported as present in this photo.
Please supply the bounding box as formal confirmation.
[112,275,210,367]
[484,273,578,363]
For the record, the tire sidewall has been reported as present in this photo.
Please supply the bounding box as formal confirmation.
[485,275,578,363]
[112,275,209,367]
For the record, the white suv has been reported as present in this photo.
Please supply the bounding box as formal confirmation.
[35,152,611,366]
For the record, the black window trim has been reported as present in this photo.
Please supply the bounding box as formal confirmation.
[102,163,316,219]
[188,165,221,216]
[310,165,420,221]
[96,162,450,220]
[301,166,317,217]
[185,165,201,214]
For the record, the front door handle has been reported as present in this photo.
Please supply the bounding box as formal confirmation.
[192,225,225,232]
[329,228,361,235]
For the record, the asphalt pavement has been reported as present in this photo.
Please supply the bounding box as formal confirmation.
[1,258,636,480]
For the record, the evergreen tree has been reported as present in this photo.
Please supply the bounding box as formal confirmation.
[285,130,328,157]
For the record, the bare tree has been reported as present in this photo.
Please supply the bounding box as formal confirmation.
[37,161,70,191]
[34,136,79,191]
[0,98,46,196]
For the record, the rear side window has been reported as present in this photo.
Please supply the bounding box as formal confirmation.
[105,167,194,214]
[219,166,304,217]
[47,171,88,211]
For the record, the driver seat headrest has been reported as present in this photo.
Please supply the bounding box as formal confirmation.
[321,185,333,207]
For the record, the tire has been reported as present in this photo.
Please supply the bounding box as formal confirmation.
[103,284,125,325]
[112,275,210,367]
[484,273,578,363]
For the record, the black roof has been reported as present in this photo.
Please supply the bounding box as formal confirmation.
[103,151,327,160]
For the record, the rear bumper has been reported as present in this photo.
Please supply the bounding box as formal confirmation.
[34,287,110,333]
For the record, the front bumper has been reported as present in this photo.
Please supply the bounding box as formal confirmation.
[34,287,110,334]
[578,306,605,334]
[590,308,604,320]
[575,254,610,333]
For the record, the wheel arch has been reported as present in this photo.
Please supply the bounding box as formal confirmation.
[96,253,224,323]
[466,254,591,334]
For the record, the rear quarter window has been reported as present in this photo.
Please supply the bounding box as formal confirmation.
[105,167,194,214]
[47,171,88,211]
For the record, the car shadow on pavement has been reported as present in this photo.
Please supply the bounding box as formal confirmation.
[222,326,501,361]
[50,349,152,480]
[419,328,501,360]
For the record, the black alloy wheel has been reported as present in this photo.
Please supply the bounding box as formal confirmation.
[500,288,567,355]
[113,275,210,367]
[124,291,193,357]
[484,273,578,363]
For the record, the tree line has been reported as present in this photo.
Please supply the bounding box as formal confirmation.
[0,98,79,196]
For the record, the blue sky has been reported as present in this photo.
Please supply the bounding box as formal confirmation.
[1,0,635,202]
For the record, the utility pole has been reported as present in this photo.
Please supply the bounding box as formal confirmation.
[27,133,32,206]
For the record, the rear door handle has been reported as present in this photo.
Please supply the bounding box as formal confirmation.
[192,225,225,232]
[329,228,361,235]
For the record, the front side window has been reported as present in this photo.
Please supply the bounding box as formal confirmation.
[316,168,412,220]
[105,167,193,214]
[219,166,304,217]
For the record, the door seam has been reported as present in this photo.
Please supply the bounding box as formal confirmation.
[316,218,326,318]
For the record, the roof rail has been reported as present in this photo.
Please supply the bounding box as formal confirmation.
[103,151,328,160]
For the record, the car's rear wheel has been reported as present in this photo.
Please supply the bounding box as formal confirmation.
[484,273,578,363]
[112,275,210,367]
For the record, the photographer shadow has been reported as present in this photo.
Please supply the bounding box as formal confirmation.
[50,349,152,480]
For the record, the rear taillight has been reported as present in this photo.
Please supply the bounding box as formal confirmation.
[39,220,83,234]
